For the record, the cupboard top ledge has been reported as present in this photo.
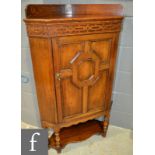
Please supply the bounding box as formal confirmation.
[24,4,124,23]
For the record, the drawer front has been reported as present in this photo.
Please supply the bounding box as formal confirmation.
[52,33,118,122]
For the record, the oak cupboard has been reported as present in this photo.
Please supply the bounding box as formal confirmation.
[24,4,124,153]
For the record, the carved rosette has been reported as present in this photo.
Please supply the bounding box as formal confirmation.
[26,19,122,37]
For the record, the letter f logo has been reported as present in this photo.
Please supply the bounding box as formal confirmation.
[29,132,41,152]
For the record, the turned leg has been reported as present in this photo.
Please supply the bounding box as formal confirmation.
[102,113,110,137]
[55,131,60,147]
[54,129,61,153]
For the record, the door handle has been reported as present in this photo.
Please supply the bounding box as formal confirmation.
[55,72,61,81]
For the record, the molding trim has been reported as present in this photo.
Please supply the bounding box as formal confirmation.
[26,20,123,38]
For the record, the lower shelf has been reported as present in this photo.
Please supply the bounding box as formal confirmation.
[48,120,105,152]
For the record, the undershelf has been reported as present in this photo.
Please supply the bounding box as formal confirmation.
[48,119,104,151]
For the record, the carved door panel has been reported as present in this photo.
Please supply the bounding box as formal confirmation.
[52,33,116,122]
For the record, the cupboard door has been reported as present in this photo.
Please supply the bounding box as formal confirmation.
[52,33,117,122]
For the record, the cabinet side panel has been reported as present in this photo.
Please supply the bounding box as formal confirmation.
[29,38,57,126]
[105,33,120,112]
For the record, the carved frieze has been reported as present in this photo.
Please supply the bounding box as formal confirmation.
[26,23,49,37]
[26,20,122,37]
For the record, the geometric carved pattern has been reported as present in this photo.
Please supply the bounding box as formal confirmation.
[70,51,100,88]
[26,20,122,37]
[51,20,122,37]
[26,23,49,38]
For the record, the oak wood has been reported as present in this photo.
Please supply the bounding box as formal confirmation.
[26,4,123,20]
[82,86,88,113]
[48,120,104,152]
[24,4,123,153]
[29,38,58,125]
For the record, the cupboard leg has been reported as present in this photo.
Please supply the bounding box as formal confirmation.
[54,129,62,153]
[102,113,110,137]
[55,131,60,148]
[56,148,62,154]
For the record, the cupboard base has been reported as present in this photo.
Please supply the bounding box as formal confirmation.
[48,119,108,153]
